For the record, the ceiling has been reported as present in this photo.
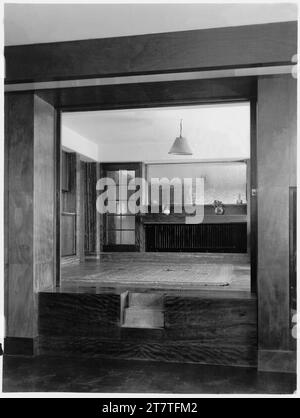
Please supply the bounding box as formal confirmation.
[4,3,298,46]
[62,103,250,162]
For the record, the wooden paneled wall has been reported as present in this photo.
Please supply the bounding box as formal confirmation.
[257,74,297,373]
[4,93,56,351]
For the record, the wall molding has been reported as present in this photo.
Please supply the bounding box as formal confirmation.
[5,65,293,93]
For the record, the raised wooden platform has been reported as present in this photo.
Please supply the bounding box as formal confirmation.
[38,253,256,367]
[59,252,251,293]
[38,291,257,367]
[39,291,257,367]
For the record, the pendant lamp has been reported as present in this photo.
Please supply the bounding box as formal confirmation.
[168,119,193,155]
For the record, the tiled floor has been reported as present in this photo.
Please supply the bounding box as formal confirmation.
[2,355,296,394]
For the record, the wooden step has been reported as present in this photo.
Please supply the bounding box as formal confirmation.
[123,307,164,329]
[128,293,164,308]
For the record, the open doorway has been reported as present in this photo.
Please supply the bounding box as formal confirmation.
[59,102,252,294]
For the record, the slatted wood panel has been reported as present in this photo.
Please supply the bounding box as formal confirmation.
[145,223,247,253]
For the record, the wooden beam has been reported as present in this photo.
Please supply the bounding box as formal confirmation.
[5,22,296,84]
[37,77,257,111]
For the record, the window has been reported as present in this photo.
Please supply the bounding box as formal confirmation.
[147,161,248,206]
[106,169,136,245]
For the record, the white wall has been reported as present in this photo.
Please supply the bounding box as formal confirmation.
[5,3,297,46]
[61,125,99,161]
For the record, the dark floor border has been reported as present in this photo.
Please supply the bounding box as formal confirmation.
[4,337,37,356]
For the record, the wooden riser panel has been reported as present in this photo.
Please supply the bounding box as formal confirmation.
[39,293,120,338]
[38,292,257,367]
[39,336,257,368]
[165,297,257,346]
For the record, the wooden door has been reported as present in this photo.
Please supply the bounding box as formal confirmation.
[102,163,141,252]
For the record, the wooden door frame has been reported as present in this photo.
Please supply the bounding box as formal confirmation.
[55,109,61,288]
[250,98,258,294]
[54,78,257,289]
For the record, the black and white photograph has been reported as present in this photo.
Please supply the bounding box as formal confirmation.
[0,1,298,399]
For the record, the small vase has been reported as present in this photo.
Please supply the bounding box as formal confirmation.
[215,206,225,215]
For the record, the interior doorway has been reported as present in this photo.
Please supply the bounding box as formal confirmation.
[102,163,141,252]
[59,101,255,293]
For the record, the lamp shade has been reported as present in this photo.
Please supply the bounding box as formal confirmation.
[168,119,193,155]
[168,135,193,155]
